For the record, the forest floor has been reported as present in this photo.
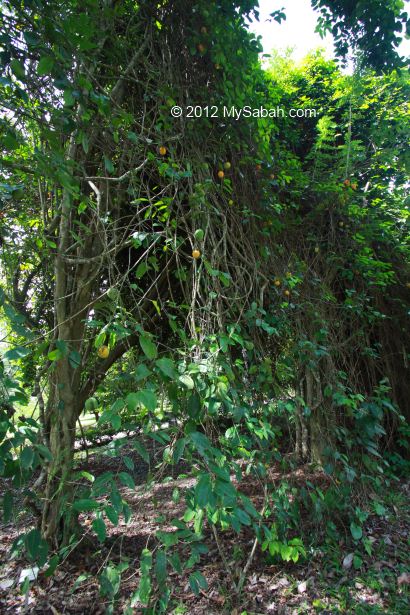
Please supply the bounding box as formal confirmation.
[0,439,409,615]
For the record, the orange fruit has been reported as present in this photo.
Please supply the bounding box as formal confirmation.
[343,179,350,187]
[159,146,167,156]
[192,249,201,259]
[351,183,358,190]
[98,345,109,359]
[255,164,262,171]
[217,170,225,179]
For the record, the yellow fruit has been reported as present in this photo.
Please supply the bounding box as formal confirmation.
[284,289,290,297]
[269,173,275,179]
[159,146,167,156]
[98,345,109,359]
[228,199,234,206]
[274,278,281,287]
[224,161,231,170]
[217,170,225,179]
[286,271,292,277]
[200,26,208,34]
[339,221,344,227]
[197,43,206,54]
[314,246,320,254]
[192,249,201,259]
[255,164,262,172]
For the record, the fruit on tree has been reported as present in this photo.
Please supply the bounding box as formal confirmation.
[217,170,225,179]
[159,145,167,156]
[97,345,109,359]
[224,161,231,170]
[192,249,201,259]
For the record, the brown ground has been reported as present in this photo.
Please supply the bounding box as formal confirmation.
[0,442,409,614]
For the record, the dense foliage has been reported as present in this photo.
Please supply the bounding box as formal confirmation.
[0,0,409,612]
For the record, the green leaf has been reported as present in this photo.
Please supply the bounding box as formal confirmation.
[104,505,119,526]
[173,438,185,463]
[45,554,59,578]
[104,156,114,173]
[155,549,167,586]
[156,358,178,379]
[72,498,100,512]
[350,522,363,541]
[189,570,208,595]
[20,446,34,468]
[69,350,81,369]
[25,528,48,565]
[2,490,13,523]
[37,56,54,75]
[10,59,25,80]
[195,473,212,507]
[123,456,134,471]
[179,374,195,389]
[63,89,75,106]
[135,389,157,412]
[92,517,106,543]
[134,440,149,464]
[118,472,135,489]
[34,444,52,461]
[139,335,158,360]
[3,346,30,360]
[136,262,149,279]
[48,348,62,361]
[135,364,151,381]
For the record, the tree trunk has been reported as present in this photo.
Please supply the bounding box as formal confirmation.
[41,357,80,546]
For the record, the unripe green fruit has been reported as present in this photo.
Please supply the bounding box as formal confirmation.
[85,397,99,412]
[194,228,204,241]
[107,287,119,301]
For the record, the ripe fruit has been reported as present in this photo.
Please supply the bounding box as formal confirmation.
[159,145,167,156]
[224,161,231,170]
[228,199,234,206]
[197,43,206,54]
[217,170,225,179]
[269,173,275,179]
[284,289,290,297]
[274,278,281,287]
[200,26,208,34]
[98,345,109,359]
[215,63,222,70]
[339,221,344,227]
[192,249,201,259]
[343,179,350,187]
[314,246,320,254]
[286,271,292,277]
[351,183,358,190]
[255,164,262,172]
